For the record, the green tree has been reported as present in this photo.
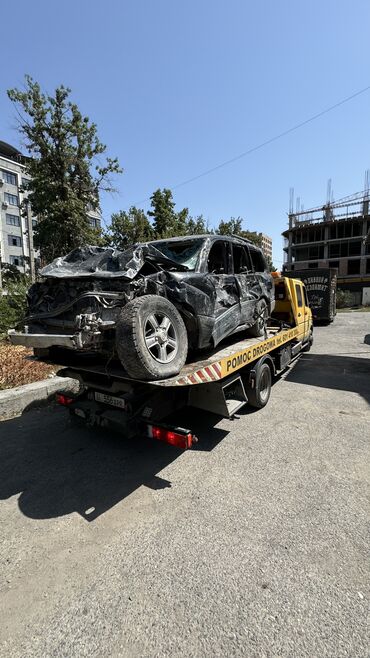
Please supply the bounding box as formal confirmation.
[185,214,209,235]
[7,75,122,262]
[265,256,277,272]
[216,217,262,247]
[148,188,189,238]
[105,207,153,249]
[0,279,29,335]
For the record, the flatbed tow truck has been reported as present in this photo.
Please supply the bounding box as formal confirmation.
[56,275,313,449]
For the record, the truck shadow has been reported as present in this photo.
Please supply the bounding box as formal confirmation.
[284,352,370,405]
[0,404,228,523]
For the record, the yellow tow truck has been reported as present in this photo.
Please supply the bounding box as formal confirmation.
[57,275,313,449]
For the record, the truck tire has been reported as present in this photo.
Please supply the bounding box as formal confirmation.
[116,295,188,380]
[248,299,268,338]
[245,358,272,409]
[303,326,314,352]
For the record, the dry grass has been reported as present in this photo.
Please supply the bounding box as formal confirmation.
[0,342,58,390]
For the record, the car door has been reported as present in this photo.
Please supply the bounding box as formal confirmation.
[294,282,310,341]
[206,240,241,345]
[232,243,259,326]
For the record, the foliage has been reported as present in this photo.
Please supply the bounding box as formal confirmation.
[336,289,354,308]
[7,75,122,262]
[104,207,153,249]
[265,256,277,272]
[0,279,29,335]
[148,188,189,238]
[1,262,26,284]
[216,217,262,246]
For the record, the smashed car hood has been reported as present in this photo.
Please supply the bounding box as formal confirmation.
[40,244,174,279]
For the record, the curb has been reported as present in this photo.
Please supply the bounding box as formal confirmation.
[0,376,80,421]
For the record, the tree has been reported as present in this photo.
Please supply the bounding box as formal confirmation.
[0,263,25,284]
[148,188,189,238]
[265,256,277,272]
[216,217,262,247]
[7,75,122,262]
[185,214,209,235]
[104,207,153,249]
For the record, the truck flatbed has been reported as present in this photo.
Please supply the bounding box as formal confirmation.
[63,325,300,387]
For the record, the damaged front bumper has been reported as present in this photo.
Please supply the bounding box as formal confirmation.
[8,329,77,349]
[8,314,115,351]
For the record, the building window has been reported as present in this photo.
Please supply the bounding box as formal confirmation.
[6,213,20,227]
[347,259,361,275]
[4,192,19,206]
[9,255,23,267]
[329,260,339,270]
[366,259,370,274]
[2,170,17,185]
[8,235,22,247]
[348,241,361,256]
[21,178,29,189]
[308,262,318,269]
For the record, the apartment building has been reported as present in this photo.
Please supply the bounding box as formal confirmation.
[258,233,272,260]
[0,140,102,275]
[282,191,370,303]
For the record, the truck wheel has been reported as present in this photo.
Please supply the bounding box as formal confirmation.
[245,359,272,409]
[248,299,268,338]
[116,295,188,380]
[304,326,314,352]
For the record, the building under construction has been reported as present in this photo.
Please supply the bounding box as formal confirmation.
[282,178,370,305]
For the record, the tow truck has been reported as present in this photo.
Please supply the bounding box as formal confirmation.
[56,275,313,449]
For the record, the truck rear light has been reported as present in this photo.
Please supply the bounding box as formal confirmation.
[56,393,74,406]
[147,424,195,449]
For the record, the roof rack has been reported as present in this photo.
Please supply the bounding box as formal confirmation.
[231,234,254,245]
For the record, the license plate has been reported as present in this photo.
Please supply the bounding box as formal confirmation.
[94,391,126,409]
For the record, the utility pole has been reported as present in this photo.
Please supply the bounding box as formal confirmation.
[25,198,35,283]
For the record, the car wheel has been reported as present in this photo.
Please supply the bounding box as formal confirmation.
[248,299,268,337]
[116,295,188,380]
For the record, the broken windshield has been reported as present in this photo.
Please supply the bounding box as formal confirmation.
[153,239,204,271]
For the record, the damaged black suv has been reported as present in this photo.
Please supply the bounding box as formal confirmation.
[10,235,274,380]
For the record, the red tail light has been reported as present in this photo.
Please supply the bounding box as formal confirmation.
[56,393,74,406]
[147,424,195,449]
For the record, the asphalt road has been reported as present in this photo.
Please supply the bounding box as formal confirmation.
[0,313,369,657]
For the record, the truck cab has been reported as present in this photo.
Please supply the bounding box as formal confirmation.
[273,275,313,344]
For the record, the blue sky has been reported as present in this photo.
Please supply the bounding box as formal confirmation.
[1,0,370,265]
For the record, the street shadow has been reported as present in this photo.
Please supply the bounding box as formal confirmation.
[0,403,228,523]
[284,352,370,405]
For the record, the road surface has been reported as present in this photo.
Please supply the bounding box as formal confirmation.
[0,312,369,657]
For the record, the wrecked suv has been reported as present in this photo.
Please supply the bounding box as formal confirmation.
[10,235,274,380]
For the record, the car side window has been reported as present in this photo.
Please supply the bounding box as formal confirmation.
[249,248,266,272]
[303,287,309,307]
[295,284,303,307]
[207,241,228,274]
[233,244,253,274]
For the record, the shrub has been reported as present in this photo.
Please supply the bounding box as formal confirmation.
[336,289,354,309]
[0,280,29,335]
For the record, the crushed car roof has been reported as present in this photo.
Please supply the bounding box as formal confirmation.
[39,235,261,279]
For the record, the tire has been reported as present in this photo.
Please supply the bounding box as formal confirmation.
[248,299,268,338]
[116,295,188,380]
[245,359,272,409]
[303,326,314,352]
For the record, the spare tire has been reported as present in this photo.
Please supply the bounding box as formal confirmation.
[116,295,188,380]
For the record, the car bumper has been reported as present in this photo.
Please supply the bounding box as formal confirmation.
[8,330,76,349]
